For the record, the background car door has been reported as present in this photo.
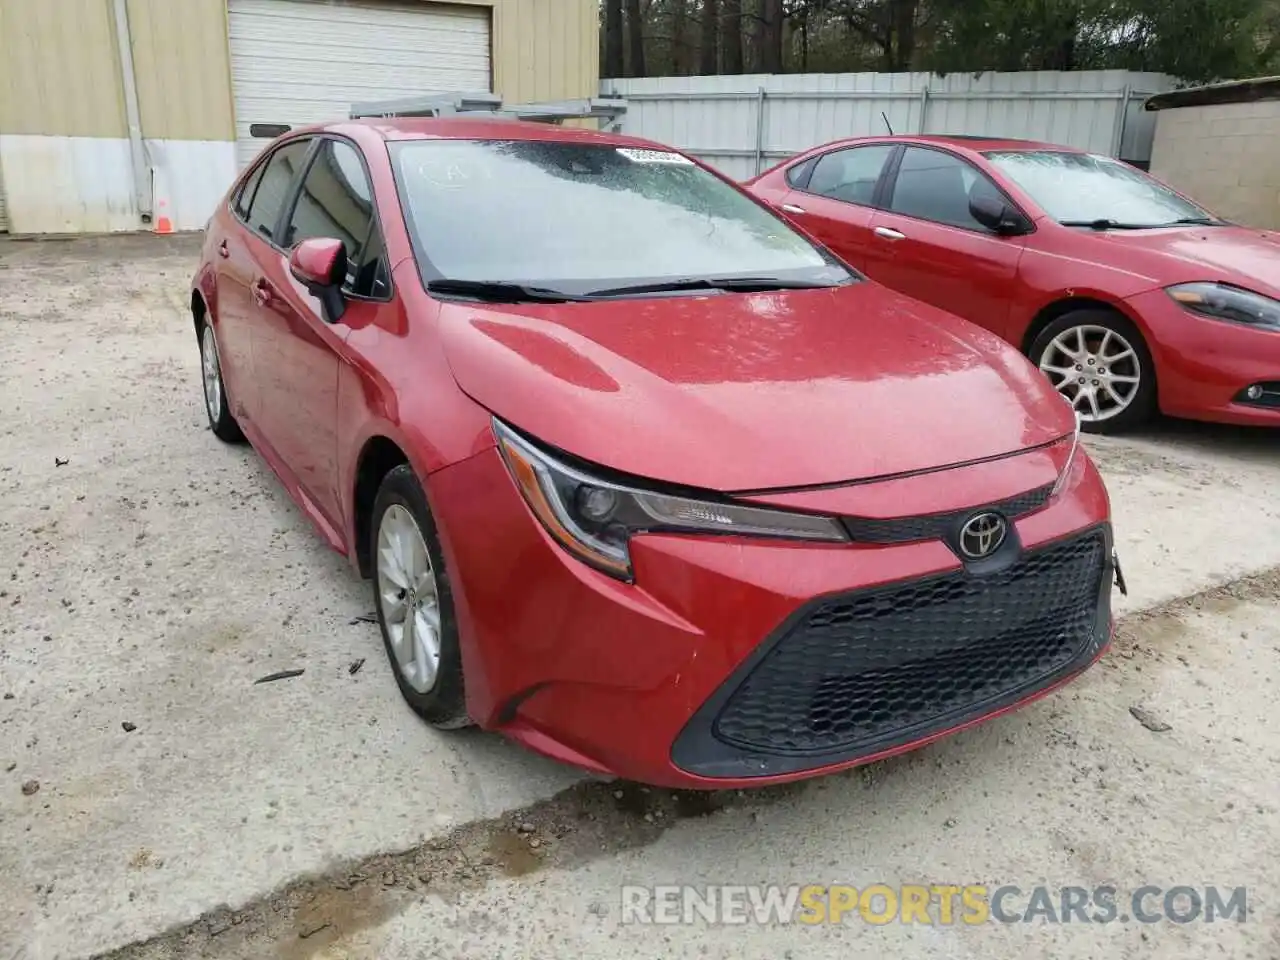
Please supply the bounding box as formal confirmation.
[217,138,314,427]
[774,143,897,269]
[864,145,1028,333]
[253,137,393,527]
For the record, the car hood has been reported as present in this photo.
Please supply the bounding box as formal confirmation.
[439,282,1075,492]
[1086,225,1280,296]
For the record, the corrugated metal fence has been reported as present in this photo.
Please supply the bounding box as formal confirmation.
[601,70,1177,180]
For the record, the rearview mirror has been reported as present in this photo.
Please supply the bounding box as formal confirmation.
[289,237,348,323]
[969,194,1028,236]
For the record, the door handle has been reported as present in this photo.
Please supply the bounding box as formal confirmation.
[874,226,906,241]
[217,239,230,259]
[252,280,272,306]
[780,203,807,215]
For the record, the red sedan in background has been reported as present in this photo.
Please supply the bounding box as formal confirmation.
[192,117,1120,788]
[747,135,1280,433]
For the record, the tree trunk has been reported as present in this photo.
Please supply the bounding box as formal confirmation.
[759,0,784,73]
[699,0,720,74]
[624,0,646,76]
[671,0,690,73]
[604,0,625,78]
[721,0,743,73]
[892,0,917,71]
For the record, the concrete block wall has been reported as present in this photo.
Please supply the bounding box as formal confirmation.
[1149,100,1280,229]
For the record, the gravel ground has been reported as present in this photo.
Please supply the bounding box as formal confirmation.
[1,236,1278,960]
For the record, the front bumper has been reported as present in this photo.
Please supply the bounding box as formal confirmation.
[429,444,1115,789]
[1125,288,1280,426]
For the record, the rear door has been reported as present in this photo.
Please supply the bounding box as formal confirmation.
[866,145,1027,333]
[211,157,268,421]
[254,137,393,526]
[218,137,314,427]
[774,143,898,269]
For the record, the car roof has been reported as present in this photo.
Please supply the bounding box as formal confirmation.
[800,133,1089,155]
[280,116,668,150]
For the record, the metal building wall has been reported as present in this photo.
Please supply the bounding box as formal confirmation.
[0,0,236,234]
[602,70,1178,181]
[0,0,600,235]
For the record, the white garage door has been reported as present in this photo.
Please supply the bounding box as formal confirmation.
[228,0,492,168]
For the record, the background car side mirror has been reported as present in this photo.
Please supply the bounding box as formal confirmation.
[289,237,348,323]
[969,194,1029,236]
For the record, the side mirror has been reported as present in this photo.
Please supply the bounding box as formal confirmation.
[289,237,348,323]
[969,194,1028,236]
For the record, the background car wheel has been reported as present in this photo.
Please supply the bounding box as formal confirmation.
[199,322,245,443]
[1029,309,1157,434]
[370,464,472,729]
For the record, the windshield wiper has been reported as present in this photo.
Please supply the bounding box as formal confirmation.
[585,276,844,297]
[425,278,593,303]
[1058,218,1155,231]
[1159,217,1224,227]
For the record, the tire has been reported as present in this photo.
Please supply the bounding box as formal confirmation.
[199,321,246,443]
[1028,309,1157,434]
[369,464,472,729]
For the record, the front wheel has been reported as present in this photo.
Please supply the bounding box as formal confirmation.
[1029,309,1157,434]
[370,465,472,729]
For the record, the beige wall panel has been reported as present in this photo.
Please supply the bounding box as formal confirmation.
[128,0,236,141]
[1150,102,1280,230]
[482,0,599,104]
[0,0,126,137]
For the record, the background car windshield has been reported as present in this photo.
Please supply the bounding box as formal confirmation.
[985,150,1213,226]
[391,139,849,290]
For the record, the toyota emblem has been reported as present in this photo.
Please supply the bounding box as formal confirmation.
[958,512,1008,560]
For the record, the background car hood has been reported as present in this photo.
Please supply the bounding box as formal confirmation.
[1087,225,1280,297]
[439,283,1074,492]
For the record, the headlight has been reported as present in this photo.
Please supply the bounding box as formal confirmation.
[1049,410,1082,500]
[1167,282,1280,331]
[493,419,848,580]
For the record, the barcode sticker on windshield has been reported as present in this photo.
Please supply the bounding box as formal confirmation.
[616,148,694,165]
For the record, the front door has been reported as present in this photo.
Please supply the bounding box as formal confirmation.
[864,145,1027,333]
[253,137,392,528]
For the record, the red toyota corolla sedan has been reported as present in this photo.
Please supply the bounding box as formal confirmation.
[746,134,1280,433]
[191,117,1122,789]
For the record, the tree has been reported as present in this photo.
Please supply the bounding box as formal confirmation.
[722,0,745,72]
[604,0,625,77]
[602,0,1280,83]
[626,0,647,76]
[759,0,785,72]
[700,0,720,72]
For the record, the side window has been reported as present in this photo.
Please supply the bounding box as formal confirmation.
[803,145,895,206]
[283,139,390,298]
[888,146,1005,231]
[784,156,817,189]
[233,160,267,219]
[245,139,312,241]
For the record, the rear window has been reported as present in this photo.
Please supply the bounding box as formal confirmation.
[389,139,850,293]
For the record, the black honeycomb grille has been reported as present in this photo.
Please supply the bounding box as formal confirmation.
[840,484,1053,544]
[712,530,1106,757]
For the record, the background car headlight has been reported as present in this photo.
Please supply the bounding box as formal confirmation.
[493,419,848,580]
[1167,282,1280,331]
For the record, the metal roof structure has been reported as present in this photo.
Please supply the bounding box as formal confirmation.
[1144,76,1280,111]
[348,92,628,131]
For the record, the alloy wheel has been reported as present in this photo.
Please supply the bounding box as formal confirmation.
[376,504,442,694]
[1037,324,1141,423]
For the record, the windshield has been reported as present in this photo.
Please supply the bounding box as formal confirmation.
[389,139,852,295]
[984,150,1215,228]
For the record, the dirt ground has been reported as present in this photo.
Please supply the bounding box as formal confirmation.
[1,236,1278,960]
